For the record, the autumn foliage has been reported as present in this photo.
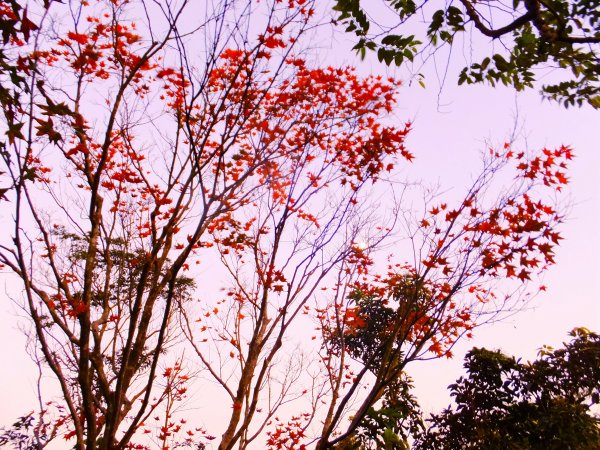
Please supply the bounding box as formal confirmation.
[0,0,570,449]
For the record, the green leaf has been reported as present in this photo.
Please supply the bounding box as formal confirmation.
[493,54,510,71]
[358,46,366,60]
[381,34,402,46]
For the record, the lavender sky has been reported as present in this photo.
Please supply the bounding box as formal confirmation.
[337,28,600,412]
[0,0,598,436]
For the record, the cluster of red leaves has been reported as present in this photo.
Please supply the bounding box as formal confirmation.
[65,128,178,239]
[29,4,411,251]
[421,146,571,285]
[157,67,190,112]
[327,269,473,358]
[133,362,215,450]
[199,49,411,255]
[35,14,155,88]
[209,49,411,176]
[161,363,190,403]
[322,145,571,359]
[10,0,416,282]
[47,292,88,319]
[266,413,312,450]
[26,8,185,240]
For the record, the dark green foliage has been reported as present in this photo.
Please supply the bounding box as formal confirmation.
[340,289,400,370]
[333,376,424,450]
[343,275,431,372]
[416,328,600,449]
[328,274,433,373]
[326,276,431,449]
[333,0,600,108]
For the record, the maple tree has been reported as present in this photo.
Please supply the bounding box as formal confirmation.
[0,0,571,449]
[312,144,571,448]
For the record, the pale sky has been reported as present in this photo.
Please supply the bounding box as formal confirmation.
[403,84,600,412]
[0,0,599,442]
[319,7,600,413]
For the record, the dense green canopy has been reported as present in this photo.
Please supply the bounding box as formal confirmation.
[416,328,600,449]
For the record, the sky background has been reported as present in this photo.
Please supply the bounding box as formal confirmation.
[313,2,600,412]
[0,0,599,438]
[403,84,600,412]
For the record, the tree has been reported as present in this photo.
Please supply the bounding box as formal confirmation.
[416,328,600,449]
[313,144,570,448]
[333,0,600,108]
[0,0,570,449]
[330,374,425,450]
[0,0,413,448]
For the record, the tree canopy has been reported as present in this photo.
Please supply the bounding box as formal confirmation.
[417,328,600,449]
[0,0,573,449]
[333,0,600,108]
